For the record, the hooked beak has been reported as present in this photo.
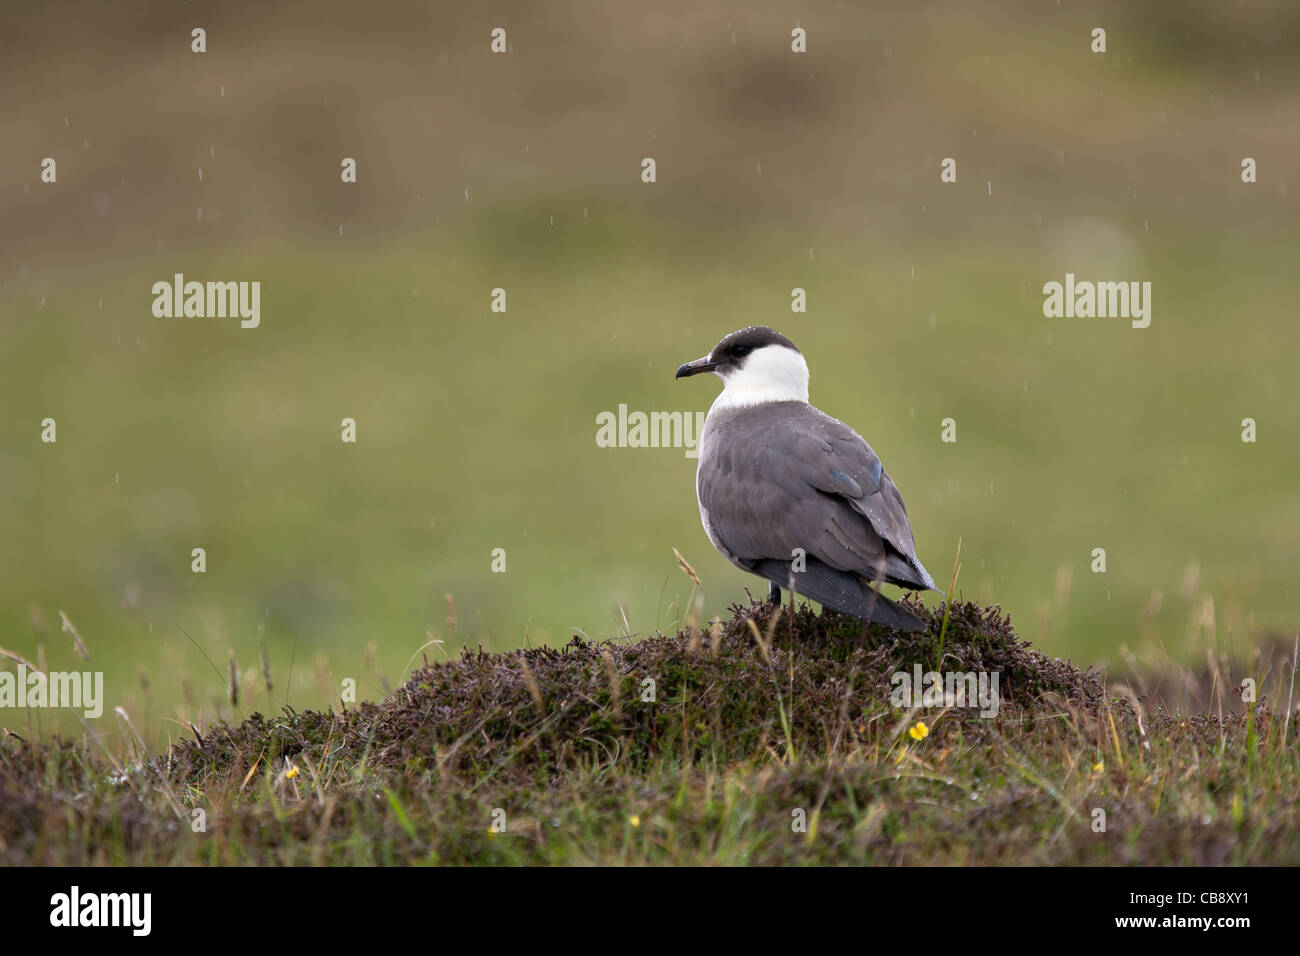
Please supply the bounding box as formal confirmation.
[675,355,717,379]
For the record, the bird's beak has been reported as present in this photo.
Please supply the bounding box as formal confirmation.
[675,356,717,379]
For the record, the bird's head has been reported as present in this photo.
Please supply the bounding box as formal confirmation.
[675,326,809,408]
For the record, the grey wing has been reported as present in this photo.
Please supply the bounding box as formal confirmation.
[698,407,935,591]
[807,413,935,589]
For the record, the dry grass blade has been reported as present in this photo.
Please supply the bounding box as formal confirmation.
[58,610,90,661]
[603,650,622,717]
[400,633,446,685]
[241,752,264,791]
[745,611,778,666]
[444,593,458,637]
[1285,634,1299,748]
[518,652,544,709]
[0,647,41,672]
[672,547,701,587]
[258,623,273,692]
[1110,683,1150,750]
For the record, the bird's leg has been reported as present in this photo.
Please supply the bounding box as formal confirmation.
[768,581,782,605]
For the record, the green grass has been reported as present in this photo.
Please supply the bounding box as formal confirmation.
[3,213,1299,738]
[2,0,1298,744]
[3,599,1297,865]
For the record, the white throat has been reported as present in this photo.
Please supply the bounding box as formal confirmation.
[709,345,810,412]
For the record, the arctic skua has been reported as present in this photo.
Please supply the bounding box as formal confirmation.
[675,326,935,631]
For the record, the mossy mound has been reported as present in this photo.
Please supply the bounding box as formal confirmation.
[170,598,1106,786]
[5,600,1295,866]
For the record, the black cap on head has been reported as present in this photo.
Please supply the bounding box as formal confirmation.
[712,326,798,360]
[676,326,799,379]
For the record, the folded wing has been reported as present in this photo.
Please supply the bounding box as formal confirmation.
[699,402,936,593]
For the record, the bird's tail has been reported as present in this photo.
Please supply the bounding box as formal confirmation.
[752,558,928,632]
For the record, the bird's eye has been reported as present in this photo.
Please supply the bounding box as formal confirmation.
[732,344,751,357]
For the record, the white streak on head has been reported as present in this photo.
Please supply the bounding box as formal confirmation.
[710,344,810,410]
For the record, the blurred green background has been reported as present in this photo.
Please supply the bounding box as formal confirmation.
[2,0,1298,736]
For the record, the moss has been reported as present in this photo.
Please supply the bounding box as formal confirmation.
[162,597,1107,786]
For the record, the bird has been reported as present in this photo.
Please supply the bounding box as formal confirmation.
[675,326,935,632]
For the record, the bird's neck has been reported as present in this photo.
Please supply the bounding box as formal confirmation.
[710,349,810,412]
